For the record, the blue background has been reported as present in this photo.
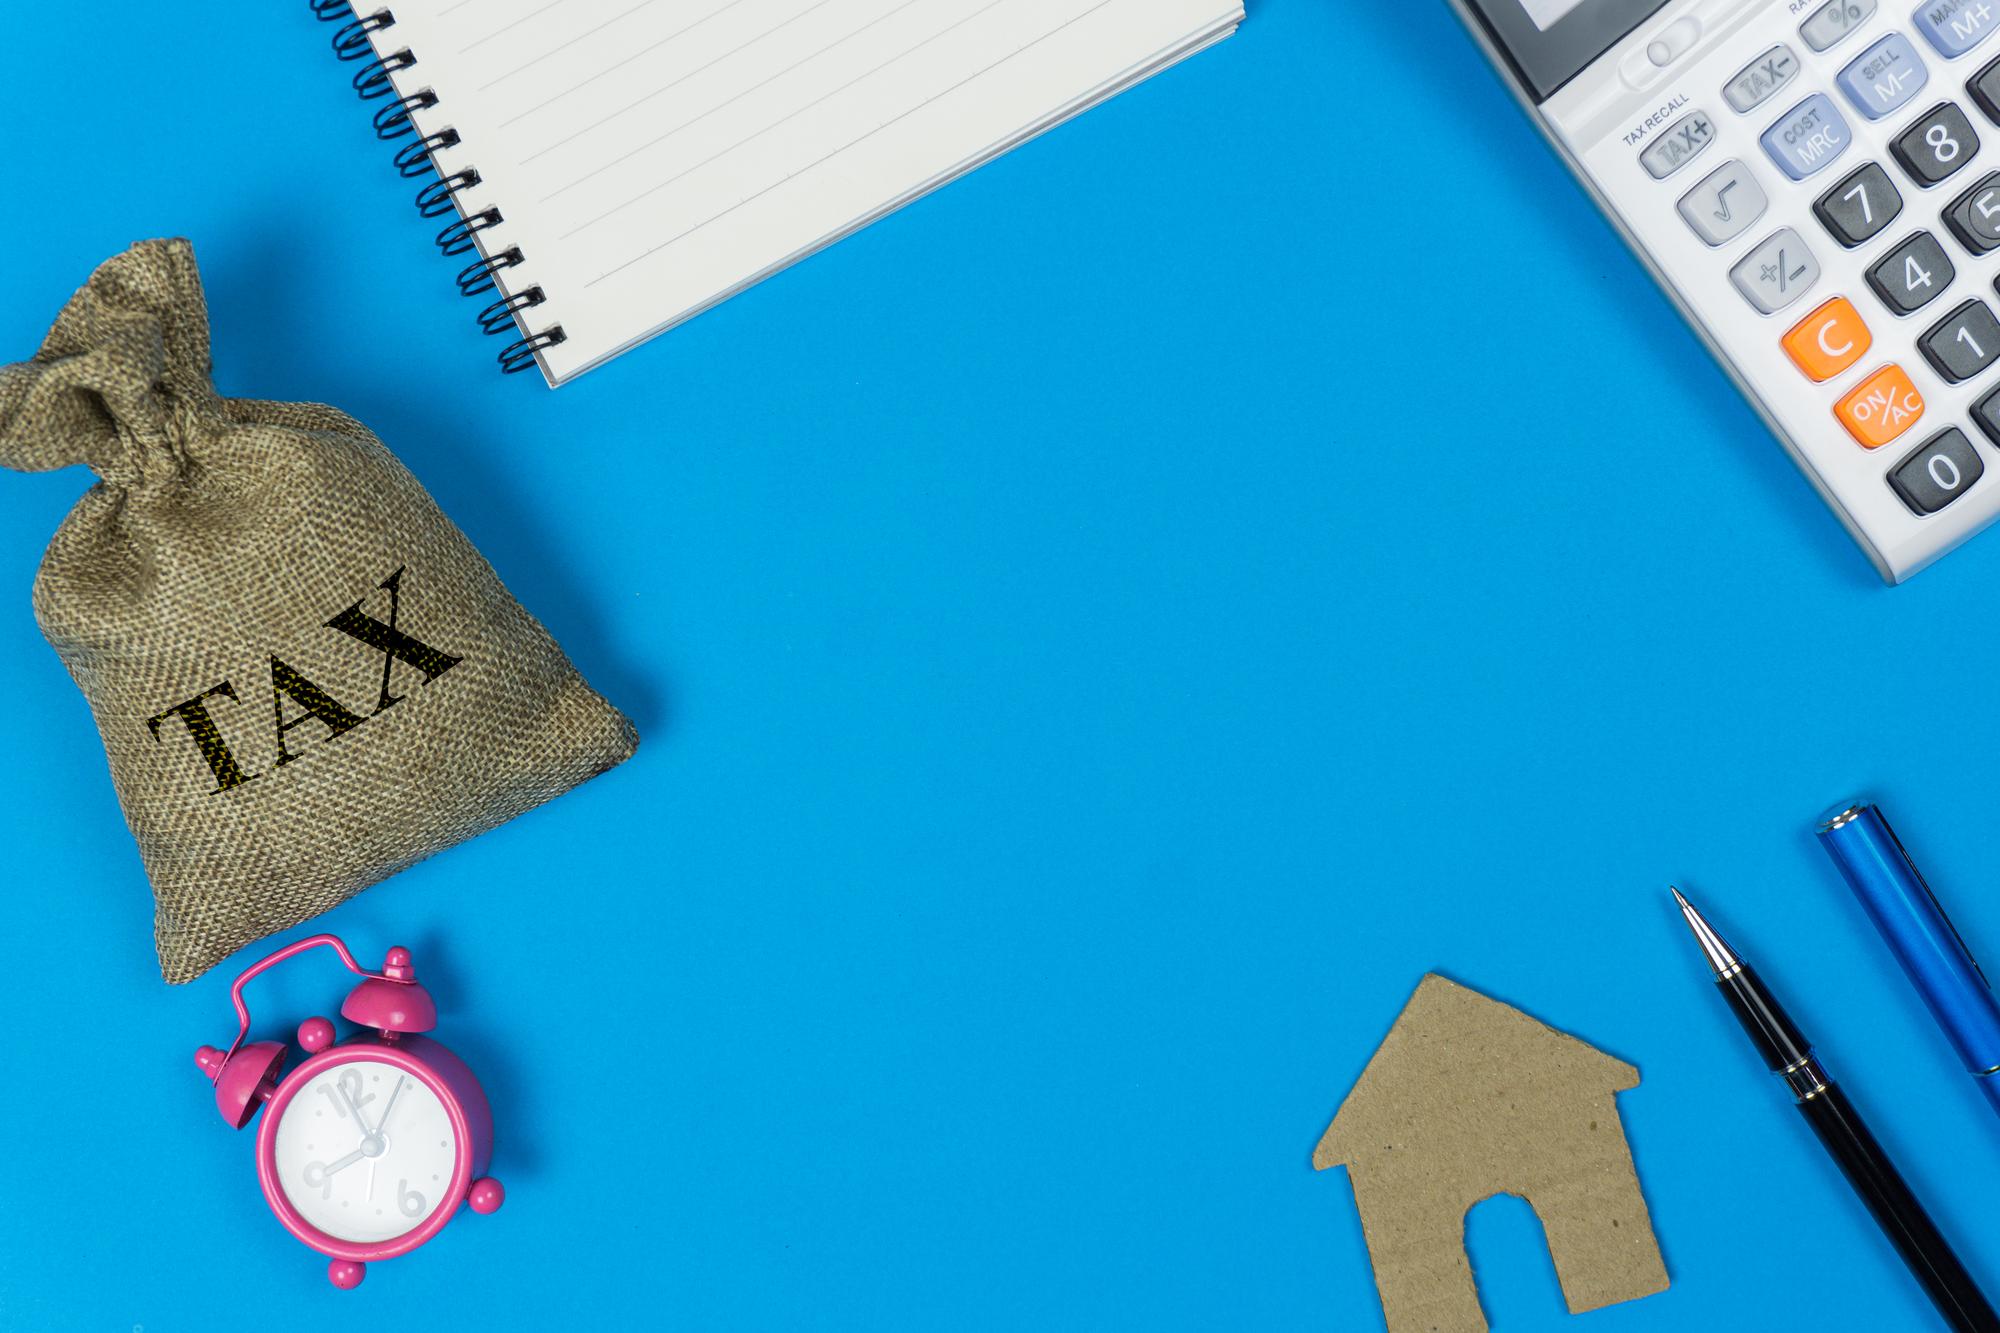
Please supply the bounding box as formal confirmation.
[6,1,2000,1329]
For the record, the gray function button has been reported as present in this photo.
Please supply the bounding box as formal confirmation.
[1641,110,1716,178]
[1761,94,1851,180]
[1726,45,1801,112]
[1919,298,2000,381]
[1729,228,1820,313]
[1678,160,1768,245]
[1868,230,1956,313]
[1944,172,2000,252]
[1889,427,1984,515]
[1814,161,1903,246]
[1801,0,1877,51]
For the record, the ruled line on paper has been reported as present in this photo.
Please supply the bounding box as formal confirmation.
[520,0,841,165]
[538,0,930,203]
[440,0,476,14]
[581,0,1116,287]
[497,0,750,130]
[460,0,571,55]
[478,0,661,92]
[561,0,1013,238]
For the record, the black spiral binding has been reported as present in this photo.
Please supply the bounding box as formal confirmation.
[316,3,563,375]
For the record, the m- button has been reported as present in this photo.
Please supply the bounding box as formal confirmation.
[1783,297,1873,380]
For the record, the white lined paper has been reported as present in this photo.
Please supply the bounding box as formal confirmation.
[373,0,1242,385]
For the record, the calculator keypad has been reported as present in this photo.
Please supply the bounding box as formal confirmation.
[1891,102,1980,183]
[1889,427,1985,512]
[1814,161,1903,244]
[1638,6,2000,538]
[1681,160,1769,245]
[1868,230,1956,311]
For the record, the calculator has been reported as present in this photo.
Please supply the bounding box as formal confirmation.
[1451,0,2000,581]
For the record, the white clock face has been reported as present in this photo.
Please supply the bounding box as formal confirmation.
[270,1059,459,1244]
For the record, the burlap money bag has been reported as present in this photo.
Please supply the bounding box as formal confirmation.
[0,239,639,982]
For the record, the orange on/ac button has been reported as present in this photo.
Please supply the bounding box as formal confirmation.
[1835,364,1925,448]
[1783,297,1871,381]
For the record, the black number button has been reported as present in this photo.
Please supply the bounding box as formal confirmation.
[1888,427,1984,515]
[1868,231,1957,314]
[1968,380,2000,445]
[1920,300,2000,381]
[1816,161,1903,246]
[1969,52,2000,125]
[1893,103,1981,186]
[1945,173,2000,253]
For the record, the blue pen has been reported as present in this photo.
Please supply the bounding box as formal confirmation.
[1817,802,2000,1120]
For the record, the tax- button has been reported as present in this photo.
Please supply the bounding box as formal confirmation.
[1783,298,1872,380]
[1835,364,1926,447]
[1762,94,1852,180]
[1727,45,1801,113]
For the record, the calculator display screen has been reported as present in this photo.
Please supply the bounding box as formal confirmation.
[1459,0,1671,101]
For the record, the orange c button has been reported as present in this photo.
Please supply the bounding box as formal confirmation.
[1783,297,1871,382]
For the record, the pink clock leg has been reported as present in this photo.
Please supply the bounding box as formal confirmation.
[468,1177,505,1214]
[328,1259,366,1290]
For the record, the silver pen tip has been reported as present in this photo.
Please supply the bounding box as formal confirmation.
[1669,886,1742,978]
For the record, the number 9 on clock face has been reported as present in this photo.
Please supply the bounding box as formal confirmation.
[268,1059,460,1245]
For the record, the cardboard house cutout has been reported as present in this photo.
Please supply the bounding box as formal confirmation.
[1313,973,1668,1333]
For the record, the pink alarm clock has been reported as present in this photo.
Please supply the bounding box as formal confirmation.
[194,934,504,1289]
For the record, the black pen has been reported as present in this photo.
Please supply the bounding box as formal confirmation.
[1671,888,2000,1333]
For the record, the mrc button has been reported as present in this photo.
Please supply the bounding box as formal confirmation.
[1761,94,1851,179]
[1640,109,1715,177]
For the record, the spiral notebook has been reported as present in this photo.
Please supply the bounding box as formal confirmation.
[319,0,1243,387]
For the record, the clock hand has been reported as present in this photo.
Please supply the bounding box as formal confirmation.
[338,1083,385,1149]
[364,1077,407,1202]
[373,1075,409,1134]
[302,1145,370,1199]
